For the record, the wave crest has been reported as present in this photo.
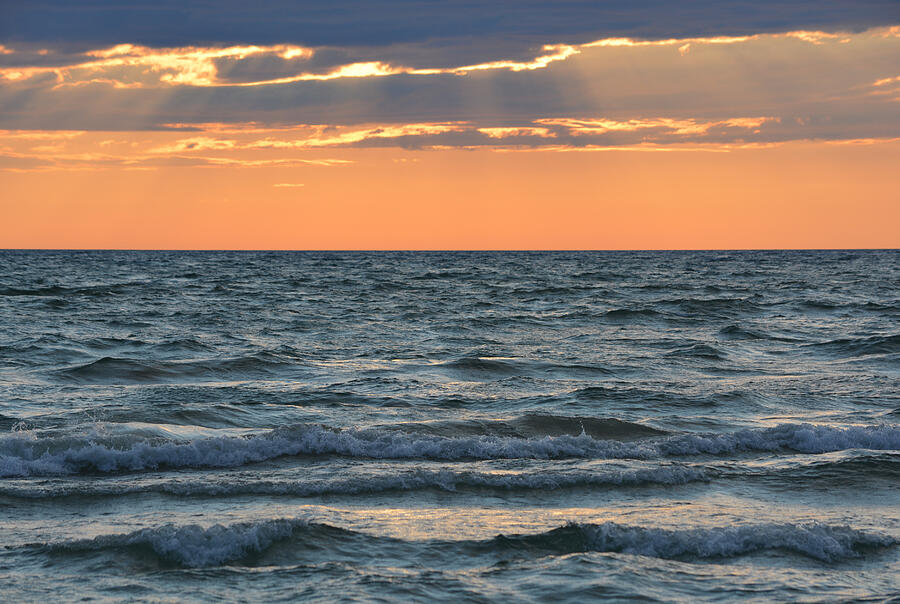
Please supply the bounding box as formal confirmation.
[54,351,303,384]
[38,519,897,568]
[50,519,315,567]
[0,465,708,498]
[806,334,900,358]
[2,422,898,477]
[576,522,895,562]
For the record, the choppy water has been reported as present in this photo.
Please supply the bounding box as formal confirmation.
[1,250,898,602]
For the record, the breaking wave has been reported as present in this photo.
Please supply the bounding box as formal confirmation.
[44,518,320,567]
[573,522,895,562]
[1,422,897,477]
[35,518,896,568]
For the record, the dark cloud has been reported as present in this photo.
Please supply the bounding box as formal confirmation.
[1,0,897,52]
[1,9,897,149]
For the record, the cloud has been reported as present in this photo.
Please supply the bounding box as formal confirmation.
[477,127,556,139]
[2,1,897,51]
[5,109,900,174]
[0,129,84,139]
[3,27,889,91]
[0,129,356,171]
[149,136,238,153]
[0,43,316,88]
[0,114,861,174]
[1,26,898,149]
[533,117,772,136]
[0,40,583,89]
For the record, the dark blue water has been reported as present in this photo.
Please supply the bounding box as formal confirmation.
[1,250,898,602]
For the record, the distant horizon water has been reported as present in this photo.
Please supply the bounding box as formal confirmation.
[3,248,898,252]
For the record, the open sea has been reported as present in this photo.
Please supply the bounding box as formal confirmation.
[0,250,898,602]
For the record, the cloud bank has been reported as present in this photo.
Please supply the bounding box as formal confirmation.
[0,3,897,167]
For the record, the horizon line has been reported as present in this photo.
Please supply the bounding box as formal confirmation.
[1,248,897,253]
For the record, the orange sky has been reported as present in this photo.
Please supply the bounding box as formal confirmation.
[2,140,897,249]
[1,25,898,249]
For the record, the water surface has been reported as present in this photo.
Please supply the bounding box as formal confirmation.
[1,250,898,601]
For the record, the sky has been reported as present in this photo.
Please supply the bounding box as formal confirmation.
[1,1,899,249]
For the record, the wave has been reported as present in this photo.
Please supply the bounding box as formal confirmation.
[719,324,765,340]
[728,452,900,484]
[511,414,665,439]
[569,386,771,411]
[434,357,615,379]
[35,519,896,568]
[797,299,843,310]
[7,452,897,499]
[2,422,898,477]
[508,285,586,297]
[53,351,304,384]
[74,337,214,355]
[806,334,900,358]
[571,522,894,562]
[655,423,900,457]
[151,338,215,354]
[438,357,521,376]
[0,283,135,297]
[0,413,22,431]
[0,465,708,499]
[791,299,899,312]
[44,518,321,567]
[0,423,641,476]
[602,308,667,321]
[664,343,726,360]
[388,414,666,440]
[659,297,762,317]
[55,357,182,383]
[718,324,798,342]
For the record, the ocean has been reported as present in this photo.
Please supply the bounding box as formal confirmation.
[0,250,897,602]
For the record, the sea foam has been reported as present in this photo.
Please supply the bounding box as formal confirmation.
[1,422,898,477]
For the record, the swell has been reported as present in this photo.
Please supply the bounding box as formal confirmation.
[5,453,898,499]
[31,518,896,568]
[658,296,763,317]
[385,414,666,440]
[435,357,615,378]
[2,422,898,477]
[0,465,708,499]
[53,350,306,384]
[601,308,668,321]
[437,357,521,376]
[718,324,799,342]
[0,283,136,297]
[805,334,900,358]
[39,518,332,568]
[565,522,894,562]
[53,354,618,384]
[795,300,900,313]
[79,336,214,354]
[664,343,726,360]
[732,452,900,483]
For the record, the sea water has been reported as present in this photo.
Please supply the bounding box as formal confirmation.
[0,250,897,602]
